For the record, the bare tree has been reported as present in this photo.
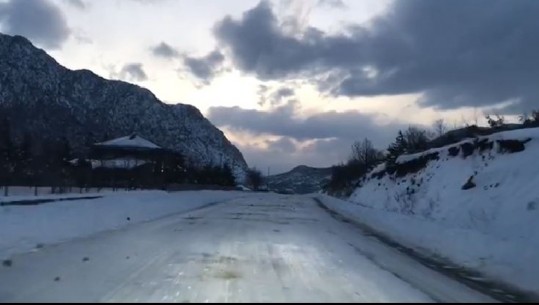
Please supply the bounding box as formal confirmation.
[350,138,381,171]
[532,110,539,125]
[519,111,530,124]
[432,119,447,137]
[485,113,505,128]
[522,110,539,126]
[246,167,264,191]
[404,126,429,153]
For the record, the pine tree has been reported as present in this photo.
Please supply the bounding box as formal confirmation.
[246,168,263,191]
[58,137,72,164]
[0,118,14,195]
[14,132,33,183]
[387,130,407,164]
[221,164,235,186]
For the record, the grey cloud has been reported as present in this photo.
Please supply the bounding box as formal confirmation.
[0,0,71,49]
[74,33,92,44]
[183,50,225,81]
[213,1,333,80]
[257,84,270,106]
[151,42,179,58]
[208,102,404,148]
[212,0,539,113]
[265,137,297,154]
[268,87,295,106]
[212,103,406,173]
[274,87,294,100]
[132,0,171,4]
[117,63,148,82]
[64,0,86,10]
[258,86,296,107]
[317,0,346,9]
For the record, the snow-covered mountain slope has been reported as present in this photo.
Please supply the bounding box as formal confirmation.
[267,165,331,194]
[0,33,247,179]
[339,127,539,295]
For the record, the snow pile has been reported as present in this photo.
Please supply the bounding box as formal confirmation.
[237,185,251,191]
[0,186,117,198]
[0,190,246,260]
[325,127,539,295]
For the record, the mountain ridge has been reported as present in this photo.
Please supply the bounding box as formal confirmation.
[0,33,248,180]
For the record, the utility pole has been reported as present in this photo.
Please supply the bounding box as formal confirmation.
[267,167,270,191]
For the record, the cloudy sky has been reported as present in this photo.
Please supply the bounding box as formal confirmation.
[1,0,538,174]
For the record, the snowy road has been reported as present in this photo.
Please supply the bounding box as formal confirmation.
[0,194,495,302]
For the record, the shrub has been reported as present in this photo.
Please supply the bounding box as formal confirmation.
[246,168,264,191]
[460,142,475,158]
[448,146,460,157]
[485,114,505,129]
[497,139,530,153]
[477,139,494,152]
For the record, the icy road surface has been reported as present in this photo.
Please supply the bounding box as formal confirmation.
[0,194,495,302]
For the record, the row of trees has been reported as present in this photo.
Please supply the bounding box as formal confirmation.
[0,119,75,193]
[246,167,264,191]
[0,118,238,194]
[187,164,236,187]
[325,126,429,192]
[325,109,539,194]
[519,110,539,127]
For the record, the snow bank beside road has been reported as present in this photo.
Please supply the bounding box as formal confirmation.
[0,186,118,198]
[323,127,539,296]
[0,191,245,260]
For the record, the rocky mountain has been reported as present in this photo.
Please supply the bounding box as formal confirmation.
[267,165,332,194]
[0,33,247,180]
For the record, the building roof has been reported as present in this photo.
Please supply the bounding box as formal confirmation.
[95,134,161,150]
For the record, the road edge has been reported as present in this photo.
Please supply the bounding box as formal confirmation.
[313,196,538,303]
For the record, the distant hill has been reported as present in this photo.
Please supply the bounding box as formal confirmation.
[267,165,332,194]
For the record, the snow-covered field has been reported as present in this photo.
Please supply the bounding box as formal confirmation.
[0,186,120,199]
[0,190,248,260]
[322,127,539,295]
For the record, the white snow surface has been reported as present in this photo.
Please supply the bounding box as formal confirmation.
[395,127,536,164]
[0,190,247,260]
[95,135,161,149]
[0,194,496,302]
[332,127,539,295]
[0,186,115,198]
